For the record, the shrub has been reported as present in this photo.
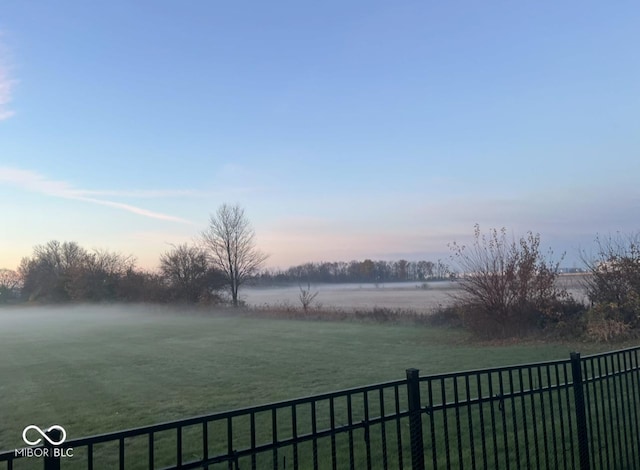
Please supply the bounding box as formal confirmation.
[426,305,464,328]
[449,225,570,338]
[582,232,640,330]
[586,302,633,342]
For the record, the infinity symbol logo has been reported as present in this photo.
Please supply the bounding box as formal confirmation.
[22,425,67,446]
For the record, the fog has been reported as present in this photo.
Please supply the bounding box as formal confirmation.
[0,304,218,338]
[243,277,589,312]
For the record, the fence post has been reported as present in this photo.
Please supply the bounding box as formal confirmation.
[406,368,425,470]
[570,352,590,470]
[43,428,61,470]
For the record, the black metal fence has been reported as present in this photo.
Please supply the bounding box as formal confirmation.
[2,346,640,469]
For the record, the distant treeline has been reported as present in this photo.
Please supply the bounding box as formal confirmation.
[255,259,451,285]
[1,240,226,304]
[0,240,451,305]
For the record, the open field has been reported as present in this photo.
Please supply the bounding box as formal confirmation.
[244,276,590,312]
[0,303,616,460]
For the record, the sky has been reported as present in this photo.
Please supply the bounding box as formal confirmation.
[1,1,639,271]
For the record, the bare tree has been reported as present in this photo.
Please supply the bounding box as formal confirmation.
[298,282,319,312]
[18,241,139,302]
[160,243,223,303]
[68,249,137,301]
[0,269,20,303]
[18,241,91,301]
[201,204,268,306]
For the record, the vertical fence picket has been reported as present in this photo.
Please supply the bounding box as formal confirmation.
[311,401,318,470]
[476,373,487,470]
[378,388,388,470]
[406,369,425,470]
[464,375,476,470]
[330,397,337,470]
[498,371,511,470]
[226,417,234,470]
[148,433,154,470]
[491,372,503,470]
[441,377,452,470]
[347,394,354,470]
[176,426,182,468]
[250,412,256,470]
[527,367,540,469]
[427,379,437,470]
[393,385,403,470]
[516,368,530,470]
[596,356,611,469]
[88,442,94,470]
[43,428,61,470]
[453,376,463,468]
[536,366,549,470]
[570,352,590,470]
[621,352,636,469]
[363,391,372,469]
[292,404,298,470]
[627,351,640,466]
[272,409,278,470]
[561,362,576,469]
[554,365,567,470]
[119,437,125,470]
[545,365,558,470]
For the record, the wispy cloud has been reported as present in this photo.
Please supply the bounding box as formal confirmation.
[77,189,204,198]
[0,35,15,121]
[0,167,193,224]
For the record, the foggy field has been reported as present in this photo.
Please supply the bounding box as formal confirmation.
[243,281,455,312]
[0,303,603,467]
[244,276,589,312]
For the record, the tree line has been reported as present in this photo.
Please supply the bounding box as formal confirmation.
[0,201,454,305]
[255,259,451,285]
[0,248,451,305]
[0,204,266,306]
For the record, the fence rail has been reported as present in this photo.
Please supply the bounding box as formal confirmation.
[2,346,639,469]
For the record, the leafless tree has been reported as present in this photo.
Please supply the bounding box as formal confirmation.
[201,204,268,306]
[68,248,136,301]
[17,241,139,302]
[18,241,90,301]
[298,282,319,312]
[0,269,20,303]
[160,243,223,302]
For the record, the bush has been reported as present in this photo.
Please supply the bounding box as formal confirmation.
[586,302,633,342]
[426,305,463,328]
[449,225,571,338]
[582,232,640,331]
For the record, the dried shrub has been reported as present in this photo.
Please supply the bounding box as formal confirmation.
[582,232,640,331]
[449,225,570,338]
[585,300,635,342]
[426,305,464,328]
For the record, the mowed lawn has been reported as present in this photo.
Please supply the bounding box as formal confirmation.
[0,304,612,454]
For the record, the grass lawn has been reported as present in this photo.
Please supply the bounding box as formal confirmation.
[0,304,624,466]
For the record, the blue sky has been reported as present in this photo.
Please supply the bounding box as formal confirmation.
[1,1,639,270]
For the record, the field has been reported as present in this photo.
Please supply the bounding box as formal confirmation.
[0,302,615,465]
[243,276,590,312]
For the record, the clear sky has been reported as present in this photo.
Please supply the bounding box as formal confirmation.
[1,1,639,271]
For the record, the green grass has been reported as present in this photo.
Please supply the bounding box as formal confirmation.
[0,305,624,468]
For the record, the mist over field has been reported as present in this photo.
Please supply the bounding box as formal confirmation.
[242,276,589,312]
